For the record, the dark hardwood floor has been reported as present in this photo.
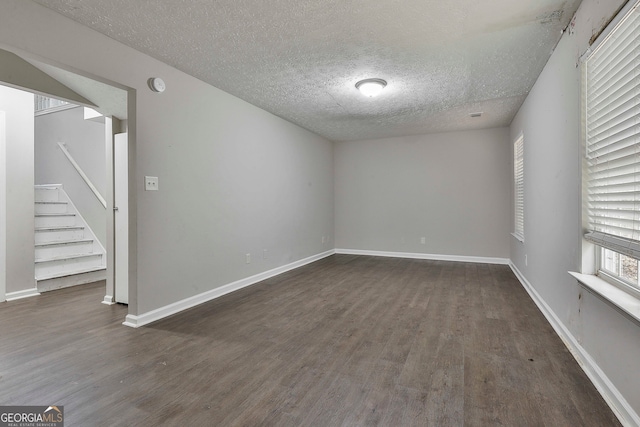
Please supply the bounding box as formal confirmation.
[0,255,621,426]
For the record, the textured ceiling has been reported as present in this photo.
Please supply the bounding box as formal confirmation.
[32,0,581,141]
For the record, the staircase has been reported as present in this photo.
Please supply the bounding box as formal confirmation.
[35,184,106,292]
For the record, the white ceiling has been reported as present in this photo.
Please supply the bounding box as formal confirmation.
[32,0,581,141]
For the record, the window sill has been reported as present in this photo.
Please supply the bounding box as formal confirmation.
[568,271,640,325]
[511,232,524,243]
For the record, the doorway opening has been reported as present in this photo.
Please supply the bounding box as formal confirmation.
[0,54,131,310]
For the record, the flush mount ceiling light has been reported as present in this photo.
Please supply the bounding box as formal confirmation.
[355,78,387,97]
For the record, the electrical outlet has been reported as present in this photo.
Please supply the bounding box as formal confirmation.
[145,176,158,191]
[420,237,426,244]
[263,249,268,259]
[322,236,326,244]
[246,253,251,264]
[525,254,528,266]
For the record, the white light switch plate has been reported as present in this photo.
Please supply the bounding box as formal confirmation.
[145,176,158,191]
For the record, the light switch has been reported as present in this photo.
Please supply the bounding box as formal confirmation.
[145,176,158,191]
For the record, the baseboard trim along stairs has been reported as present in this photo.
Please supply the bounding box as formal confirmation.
[35,185,106,292]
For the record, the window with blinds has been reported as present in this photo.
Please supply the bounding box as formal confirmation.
[513,134,524,242]
[585,2,640,260]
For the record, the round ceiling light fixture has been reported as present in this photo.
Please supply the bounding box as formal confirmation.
[355,78,387,97]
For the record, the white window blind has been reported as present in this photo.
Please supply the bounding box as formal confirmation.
[514,135,524,241]
[585,2,640,258]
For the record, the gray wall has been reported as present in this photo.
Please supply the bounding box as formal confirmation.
[510,0,640,417]
[0,110,4,300]
[0,85,35,295]
[0,49,92,107]
[35,107,106,246]
[2,0,638,419]
[0,0,334,315]
[335,128,510,259]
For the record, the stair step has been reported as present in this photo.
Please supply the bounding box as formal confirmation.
[35,238,94,248]
[35,225,84,231]
[35,201,68,214]
[34,186,61,202]
[35,252,101,263]
[35,253,104,278]
[33,185,106,292]
[36,265,106,282]
[35,213,77,227]
[35,226,84,243]
[36,266,106,292]
[35,239,95,258]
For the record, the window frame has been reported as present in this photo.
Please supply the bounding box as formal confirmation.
[577,0,640,311]
[596,247,640,299]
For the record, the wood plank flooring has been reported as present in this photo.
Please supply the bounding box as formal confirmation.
[0,255,621,426]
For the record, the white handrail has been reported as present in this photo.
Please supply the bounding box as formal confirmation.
[57,142,107,209]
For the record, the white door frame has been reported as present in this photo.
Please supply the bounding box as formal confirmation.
[103,116,116,304]
[103,118,131,306]
[113,131,128,304]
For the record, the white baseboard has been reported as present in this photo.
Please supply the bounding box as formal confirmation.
[335,248,509,265]
[102,295,115,305]
[123,249,336,328]
[6,288,41,301]
[509,263,640,427]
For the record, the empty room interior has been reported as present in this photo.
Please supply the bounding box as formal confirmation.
[1,0,639,425]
